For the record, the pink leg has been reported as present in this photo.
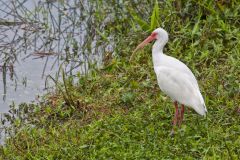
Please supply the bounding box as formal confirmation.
[171,101,179,135]
[178,104,185,127]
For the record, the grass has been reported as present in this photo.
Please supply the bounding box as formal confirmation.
[1,0,240,159]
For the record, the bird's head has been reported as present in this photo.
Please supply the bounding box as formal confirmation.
[152,28,169,42]
[133,27,169,53]
[130,28,169,61]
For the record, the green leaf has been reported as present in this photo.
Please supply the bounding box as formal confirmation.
[128,7,149,31]
[150,0,159,31]
[121,92,135,104]
[191,13,201,37]
[132,15,149,31]
[192,21,199,36]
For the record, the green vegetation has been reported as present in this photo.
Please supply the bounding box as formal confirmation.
[1,0,240,159]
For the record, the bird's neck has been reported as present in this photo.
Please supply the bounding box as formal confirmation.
[152,39,165,66]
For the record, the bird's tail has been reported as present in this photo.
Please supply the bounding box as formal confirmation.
[194,103,207,116]
[196,90,207,116]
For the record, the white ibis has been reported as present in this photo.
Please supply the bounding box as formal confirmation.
[133,28,207,134]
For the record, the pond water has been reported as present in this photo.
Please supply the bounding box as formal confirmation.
[0,56,57,113]
[0,0,95,113]
[0,56,58,144]
[0,0,101,143]
[0,0,59,113]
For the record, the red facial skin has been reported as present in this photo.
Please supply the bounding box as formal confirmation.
[133,32,157,53]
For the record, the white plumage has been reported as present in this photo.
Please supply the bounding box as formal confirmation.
[155,66,206,115]
[133,27,207,133]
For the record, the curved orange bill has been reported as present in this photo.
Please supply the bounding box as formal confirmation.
[130,35,156,62]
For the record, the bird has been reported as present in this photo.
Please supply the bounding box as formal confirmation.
[132,27,207,134]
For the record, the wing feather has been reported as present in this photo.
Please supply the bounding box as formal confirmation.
[155,66,206,115]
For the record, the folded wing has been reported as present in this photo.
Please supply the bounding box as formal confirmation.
[155,66,207,116]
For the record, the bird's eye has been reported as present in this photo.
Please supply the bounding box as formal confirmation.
[151,32,157,38]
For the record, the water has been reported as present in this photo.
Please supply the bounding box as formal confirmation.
[0,0,101,144]
[0,56,59,144]
[0,0,58,113]
[0,56,57,113]
[0,0,96,113]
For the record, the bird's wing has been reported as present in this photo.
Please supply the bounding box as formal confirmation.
[159,54,199,89]
[155,66,207,115]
